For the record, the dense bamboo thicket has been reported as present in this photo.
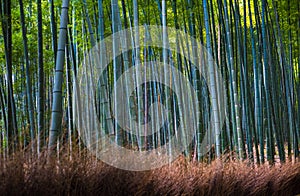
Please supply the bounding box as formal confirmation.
[0,0,299,194]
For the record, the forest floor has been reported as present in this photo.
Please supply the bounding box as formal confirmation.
[0,149,300,196]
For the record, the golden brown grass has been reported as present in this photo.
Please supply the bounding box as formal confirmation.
[0,149,299,196]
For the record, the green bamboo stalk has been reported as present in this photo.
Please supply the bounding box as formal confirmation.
[18,0,36,153]
[37,0,44,156]
[49,0,57,64]
[223,0,244,159]
[261,0,274,164]
[48,0,70,151]
[203,0,221,158]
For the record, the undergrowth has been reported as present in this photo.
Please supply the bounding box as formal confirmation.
[0,147,299,196]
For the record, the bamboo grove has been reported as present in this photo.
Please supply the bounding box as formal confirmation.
[0,0,299,165]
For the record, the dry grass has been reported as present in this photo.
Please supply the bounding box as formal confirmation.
[0,149,299,196]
